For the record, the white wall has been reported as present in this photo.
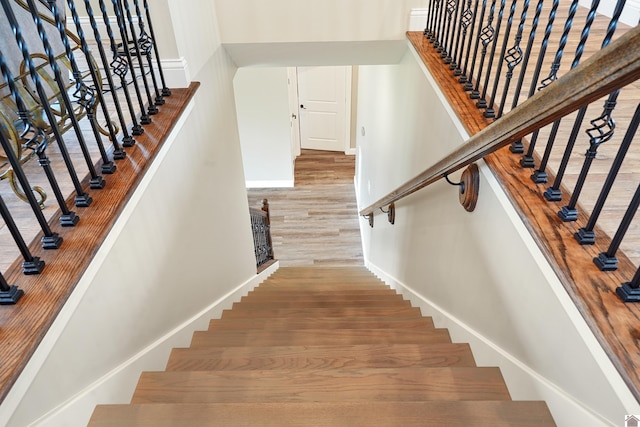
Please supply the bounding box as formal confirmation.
[355,44,640,427]
[234,68,294,187]
[0,1,264,425]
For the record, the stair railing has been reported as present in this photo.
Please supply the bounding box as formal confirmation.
[0,0,172,300]
[360,22,640,300]
[250,199,275,271]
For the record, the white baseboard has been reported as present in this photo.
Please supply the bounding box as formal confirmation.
[246,180,294,189]
[365,261,615,427]
[161,57,191,88]
[29,262,279,427]
[409,8,428,32]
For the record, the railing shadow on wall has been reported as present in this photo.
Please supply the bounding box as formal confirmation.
[361,0,640,401]
[0,0,201,404]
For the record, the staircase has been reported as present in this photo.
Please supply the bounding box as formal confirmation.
[88,267,556,426]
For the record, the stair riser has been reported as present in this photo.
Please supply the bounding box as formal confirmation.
[208,317,435,330]
[232,300,411,309]
[221,307,422,319]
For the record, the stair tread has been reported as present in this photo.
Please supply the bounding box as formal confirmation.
[221,306,422,319]
[247,288,399,296]
[166,343,476,371]
[90,401,556,427]
[208,316,435,330]
[132,367,512,403]
[233,299,410,309]
[190,328,451,347]
[243,292,404,301]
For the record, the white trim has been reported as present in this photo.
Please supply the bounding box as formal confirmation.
[27,262,279,427]
[409,8,428,32]
[345,148,357,155]
[344,66,353,154]
[287,68,301,159]
[160,57,191,89]
[246,180,295,188]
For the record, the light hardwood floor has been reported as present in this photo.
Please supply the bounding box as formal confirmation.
[247,150,363,267]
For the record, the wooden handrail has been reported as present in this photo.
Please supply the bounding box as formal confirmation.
[359,25,640,217]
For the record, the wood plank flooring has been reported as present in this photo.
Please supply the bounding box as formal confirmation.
[89,267,556,426]
[247,149,363,266]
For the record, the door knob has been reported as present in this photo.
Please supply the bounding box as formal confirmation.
[300,104,306,109]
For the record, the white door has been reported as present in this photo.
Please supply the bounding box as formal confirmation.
[297,66,351,152]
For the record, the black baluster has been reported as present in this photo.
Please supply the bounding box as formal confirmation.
[618,264,640,302]
[0,149,45,275]
[557,0,627,219]
[454,0,475,77]
[428,0,441,42]
[508,0,544,153]
[517,0,560,159]
[485,0,520,119]
[425,0,435,37]
[24,0,106,190]
[150,7,175,95]
[529,0,580,183]
[442,0,460,63]
[450,0,467,70]
[434,0,447,48]
[67,0,134,150]
[105,0,151,126]
[0,269,24,304]
[0,0,92,208]
[470,0,497,100]
[476,0,506,110]
[543,0,607,201]
[0,49,79,228]
[440,0,455,58]
[594,179,640,272]
[459,0,480,84]
[118,0,157,115]
[45,0,119,174]
[133,0,163,105]
[95,0,144,136]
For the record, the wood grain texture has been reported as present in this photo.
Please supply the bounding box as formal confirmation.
[131,367,511,404]
[208,317,435,330]
[0,83,199,403]
[403,9,640,401]
[89,401,556,427]
[166,343,476,371]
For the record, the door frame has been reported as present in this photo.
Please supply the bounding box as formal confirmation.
[288,66,353,155]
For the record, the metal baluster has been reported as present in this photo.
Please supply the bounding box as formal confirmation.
[485,0,520,119]
[45,0,119,174]
[0,139,45,275]
[594,178,640,272]
[557,0,627,219]
[0,49,79,228]
[440,0,454,58]
[117,0,157,115]
[453,0,475,76]
[542,0,605,200]
[0,0,92,208]
[142,0,170,96]
[458,0,480,83]
[24,0,106,190]
[529,0,580,183]
[425,0,435,37]
[67,0,134,149]
[0,269,24,304]
[508,0,544,152]
[96,0,144,135]
[442,0,460,63]
[618,262,640,302]
[476,0,506,110]
[428,0,441,42]
[450,0,466,70]
[517,0,560,160]
[470,0,497,100]
[133,0,163,105]
[575,108,640,244]
[434,0,447,48]
[106,0,151,126]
